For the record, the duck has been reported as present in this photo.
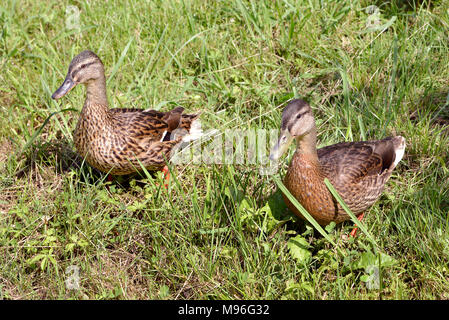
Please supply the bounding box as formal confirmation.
[51,50,201,178]
[270,99,405,233]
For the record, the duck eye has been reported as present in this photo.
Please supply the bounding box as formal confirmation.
[296,113,302,119]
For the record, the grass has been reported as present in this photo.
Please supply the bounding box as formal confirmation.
[0,0,448,299]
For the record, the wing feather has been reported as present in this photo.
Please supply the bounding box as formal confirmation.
[318,142,384,184]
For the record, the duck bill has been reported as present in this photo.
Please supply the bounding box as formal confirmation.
[269,130,293,161]
[51,75,76,100]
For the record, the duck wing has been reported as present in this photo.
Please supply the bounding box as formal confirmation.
[109,107,185,142]
[318,138,398,184]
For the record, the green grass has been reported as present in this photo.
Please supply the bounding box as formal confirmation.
[0,0,448,299]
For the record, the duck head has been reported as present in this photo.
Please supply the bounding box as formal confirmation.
[52,50,105,100]
[269,99,316,161]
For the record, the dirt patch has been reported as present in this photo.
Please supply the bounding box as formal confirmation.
[0,139,14,163]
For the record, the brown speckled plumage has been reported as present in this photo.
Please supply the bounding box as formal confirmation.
[271,99,406,225]
[52,50,200,175]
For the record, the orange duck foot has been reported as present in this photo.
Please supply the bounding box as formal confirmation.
[162,165,170,188]
[156,165,170,189]
[349,212,365,237]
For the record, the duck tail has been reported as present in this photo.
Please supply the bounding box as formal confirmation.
[181,118,203,142]
[372,136,406,173]
[392,136,406,168]
[168,112,203,142]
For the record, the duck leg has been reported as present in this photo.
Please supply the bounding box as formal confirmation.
[161,165,170,188]
[103,174,114,191]
[349,212,365,237]
[155,165,170,189]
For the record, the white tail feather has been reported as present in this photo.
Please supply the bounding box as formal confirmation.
[393,136,406,167]
[181,119,203,142]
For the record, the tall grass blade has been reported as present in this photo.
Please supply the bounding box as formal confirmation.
[107,37,133,85]
[358,115,366,141]
[18,108,77,157]
[324,178,378,248]
[273,176,336,246]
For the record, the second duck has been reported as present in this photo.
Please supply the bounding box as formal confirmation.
[270,99,405,226]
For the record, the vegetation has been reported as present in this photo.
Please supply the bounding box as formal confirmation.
[0,0,448,299]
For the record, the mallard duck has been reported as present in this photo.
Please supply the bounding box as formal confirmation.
[51,50,201,177]
[270,99,405,230]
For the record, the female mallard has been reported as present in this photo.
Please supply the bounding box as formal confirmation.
[51,50,201,177]
[270,99,405,232]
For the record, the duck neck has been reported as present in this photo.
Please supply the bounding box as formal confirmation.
[84,75,109,110]
[284,124,324,205]
[78,75,111,131]
[295,126,319,164]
